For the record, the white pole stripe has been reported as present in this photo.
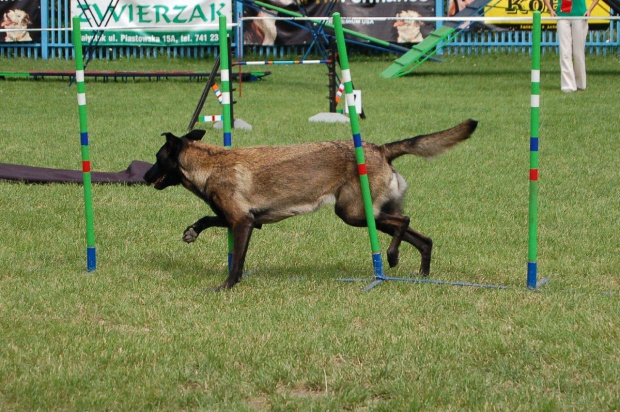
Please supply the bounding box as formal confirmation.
[77,93,86,106]
[531,70,540,83]
[531,95,540,108]
[345,93,356,108]
[342,69,351,83]
[221,69,229,82]
[222,92,230,105]
[76,70,85,83]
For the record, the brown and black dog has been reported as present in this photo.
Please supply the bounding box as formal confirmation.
[144,119,478,290]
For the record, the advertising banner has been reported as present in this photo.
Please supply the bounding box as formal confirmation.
[243,0,436,46]
[482,0,610,29]
[0,0,40,43]
[71,0,232,46]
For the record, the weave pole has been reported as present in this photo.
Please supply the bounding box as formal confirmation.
[332,13,385,289]
[72,17,96,272]
[219,15,234,272]
[528,11,548,289]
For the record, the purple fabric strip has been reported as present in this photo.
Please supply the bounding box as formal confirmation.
[0,161,152,185]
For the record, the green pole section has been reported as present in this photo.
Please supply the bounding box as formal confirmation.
[219,15,234,271]
[527,11,541,289]
[72,17,96,272]
[333,12,384,279]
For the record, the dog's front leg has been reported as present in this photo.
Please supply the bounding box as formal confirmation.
[219,217,254,290]
[183,215,229,243]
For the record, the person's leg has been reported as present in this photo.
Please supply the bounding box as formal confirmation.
[557,19,577,92]
[572,19,589,90]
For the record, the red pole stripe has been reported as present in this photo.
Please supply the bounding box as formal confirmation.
[82,160,91,172]
[357,163,367,175]
[530,169,538,181]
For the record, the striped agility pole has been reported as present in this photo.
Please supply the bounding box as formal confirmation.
[219,15,234,271]
[233,60,330,66]
[332,12,385,282]
[72,17,96,272]
[528,11,541,289]
[199,115,223,123]
[334,83,345,104]
[211,83,223,104]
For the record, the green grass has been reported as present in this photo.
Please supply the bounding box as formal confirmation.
[1,53,619,410]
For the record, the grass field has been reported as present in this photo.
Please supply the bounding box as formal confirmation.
[1,53,619,410]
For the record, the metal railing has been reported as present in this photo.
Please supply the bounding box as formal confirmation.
[1,0,618,59]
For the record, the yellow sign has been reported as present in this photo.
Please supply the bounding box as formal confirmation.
[484,0,610,28]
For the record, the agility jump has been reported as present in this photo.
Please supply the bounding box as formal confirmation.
[190,37,355,130]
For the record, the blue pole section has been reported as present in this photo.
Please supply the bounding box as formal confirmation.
[41,0,49,59]
[236,0,244,60]
[436,0,444,30]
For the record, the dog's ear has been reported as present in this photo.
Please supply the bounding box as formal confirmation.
[185,129,206,141]
[161,132,179,146]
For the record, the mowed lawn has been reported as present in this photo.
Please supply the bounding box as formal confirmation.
[0,53,618,410]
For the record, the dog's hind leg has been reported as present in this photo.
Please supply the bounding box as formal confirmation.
[219,217,254,290]
[375,213,410,268]
[335,193,432,276]
[401,228,433,277]
[336,197,412,268]
[337,206,432,276]
[375,216,433,276]
[183,215,229,243]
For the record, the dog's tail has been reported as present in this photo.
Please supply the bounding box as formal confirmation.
[382,119,478,162]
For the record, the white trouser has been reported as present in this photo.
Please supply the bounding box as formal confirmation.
[557,19,589,91]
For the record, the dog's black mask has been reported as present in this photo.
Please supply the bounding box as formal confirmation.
[144,129,206,190]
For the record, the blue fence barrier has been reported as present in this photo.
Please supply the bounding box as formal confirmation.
[1,0,618,59]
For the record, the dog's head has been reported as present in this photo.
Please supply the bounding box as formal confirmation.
[143,129,206,190]
[2,9,31,28]
[393,10,424,43]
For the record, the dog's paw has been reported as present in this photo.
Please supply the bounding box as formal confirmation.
[182,226,199,243]
[387,250,400,268]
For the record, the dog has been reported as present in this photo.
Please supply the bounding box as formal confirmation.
[1,9,32,42]
[144,119,478,290]
[244,10,277,46]
[394,10,424,43]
